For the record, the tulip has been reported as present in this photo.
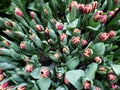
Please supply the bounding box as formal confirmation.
[15,8,23,17]
[54,53,60,59]
[98,66,107,72]
[20,42,26,50]
[107,11,115,17]
[25,64,34,73]
[83,5,93,14]
[5,21,14,27]
[72,37,80,45]
[60,33,67,41]
[83,80,91,89]
[57,73,63,79]
[69,1,79,11]
[108,30,116,38]
[83,48,92,57]
[94,56,102,63]
[79,4,85,11]
[62,47,68,53]
[30,11,35,19]
[92,1,98,10]
[3,40,11,47]
[107,73,116,81]
[99,32,109,41]
[45,28,49,35]
[35,24,43,31]
[73,28,80,33]
[114,0,120,5]
[17,86,26,90]
[101,15,107,24]
[110,83,118,89]
[40,67,50,78]
[0,73,4,81]
[81,40,88,46]
[94,11,103,21]
[55,22,63,30]
[0,82,9,90]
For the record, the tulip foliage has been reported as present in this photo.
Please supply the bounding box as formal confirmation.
[0,0,120,90]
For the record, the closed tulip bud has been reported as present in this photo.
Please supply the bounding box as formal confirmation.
[0,73,4,81]
[92,1,98,10]
[35,24,43,31]
[54,53,60,59]
[5,21,14,27]
[55,22,63,30]
[99,66,107,72]
[73,28,80,33]
[107,73,116,81]
[45,28,49,35]
[95,86,101,90]
[69,1,79,11]
[107,11,115,17]
[72,37,80,45]
[94,56,102,63]
[30,11,35,19]
[57,73,63,79]
[83,80,91,90]
[3,40,11,47]
[110,83,118,89]
[25,64,34,73]
[94,11,103,21]
[17,86,26,90]
[99,32,109,41]
[108,30,116,38]
[64,76,69,85]
[0,82,9,90]
[83,48,92,57]
[15,8,23,17]
[83,5,93,14]
[20,42,26,50]
[81,40,88,46]
[5,29,12,34]
[40,67,50,78]
[79,4,85,11]
[62,47,68,53]
[101,15,107,24]
[60,33,67,41]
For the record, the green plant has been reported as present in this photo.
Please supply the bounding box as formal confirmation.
[0,0,120,90]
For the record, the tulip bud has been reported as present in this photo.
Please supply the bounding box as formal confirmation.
[40,67,50,78]
[17,86,26,90]
[54,53,60,59]
[92,1,98,10]
[55,22,63,30]
[83,48,93,57]
[83,80,91,90]
[81,40,88,46]
[35,24,43,31]
[110,83,118,89]
[20,42,26,50]
[30,11,35,19]
[98,66,107,72]
[73,28,80,33]
[72,37,80,45]
[95,86,101,90]
[60,33,67,41]
[3,40,11,47]
[64,76,69,85]
[83,5,93,14]
[79,4,85,11]
[69,1,79,11]
[108,30,116,38]
[0,82,9,90]
[94,56,102,63]
[0,73,4,81]
[15,8,23,17]
[45,28,49,35]
[25,64,34,73]
[99,32,109,41]
[5,21,14,27]
[101,15,107,24]
[107,73,116,81]
[94,11,103,21]
[62,47,68,53]
[57,73,63,79]
[107,11,115,17]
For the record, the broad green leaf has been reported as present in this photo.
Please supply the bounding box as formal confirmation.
[0,63,17,69]
[111,64,120,76]
[67,19,78,29]
[48,51,60,62]
[37,78,51,90]
[85,63,98,80]
[66,70,85,90]
[87,24,101,31]
[66,56,80,70]
[30,68,41,79]
[92,43,105,56]
[94,80,104,90]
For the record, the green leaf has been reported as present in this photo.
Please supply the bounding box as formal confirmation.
[42,41,51,52]
[92,43,105,56]
[87,24,101,31]
[30,68,40,79]
[66,56,80,70]
[85,63,98,80]
[37,78,51,90]
[94,80,104,90]
[111,64,120,76]
[66,70,85,90]
[101,0,107,10]
[67,19,78,29]
[0,63,16,69]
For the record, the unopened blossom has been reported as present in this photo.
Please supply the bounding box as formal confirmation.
[83,48,92,57]
[35,24,43,31]
[45,28,49,35]
[5,21,14,27]
[99,32,109,41]
[62,47,68,53]
[94,11,103,21]
[81,40,88,46]
[15,8,23,17]
[72,37,80,45]
[25,64,34,73]
[94,56,102,63]
[40,67,50,78]
[101,15,107,24]
[54,53,60,59]
[20,42,26,50]
[82,5,93,14]
[55,22,63,30]
[69,1,79,11]
[92,1,98,10]
[60,33,67,41]
[108,30,116,38]
[17,86,26,90]
[107,73,116,81]
[3,40,11,47]
[83,80,91,89]
[0,73,4,81]
[99,66,106,72]
[110,83,118,89]
[0,82,9,90]
[30,11,35,19]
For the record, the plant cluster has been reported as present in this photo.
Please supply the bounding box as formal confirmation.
[0,0,120,90]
